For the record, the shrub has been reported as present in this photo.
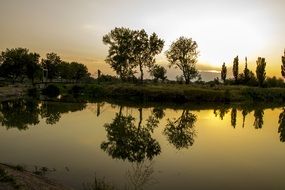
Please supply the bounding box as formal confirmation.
[42,84,60,97]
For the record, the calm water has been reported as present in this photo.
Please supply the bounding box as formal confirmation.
[1,99,285,190]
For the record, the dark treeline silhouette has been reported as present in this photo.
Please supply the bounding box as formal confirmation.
[0,99,86,130]
[220,54,284,88]
[0,48,91,85]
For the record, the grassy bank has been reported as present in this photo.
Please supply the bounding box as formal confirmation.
[40,83,285,104]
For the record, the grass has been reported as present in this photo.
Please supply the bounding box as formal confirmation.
[38,82,285,104]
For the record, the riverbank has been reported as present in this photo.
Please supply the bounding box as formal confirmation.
[44,83,285,103]
[0,163,72,190]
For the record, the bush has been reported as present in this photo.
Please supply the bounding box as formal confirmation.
[42,84,60,97]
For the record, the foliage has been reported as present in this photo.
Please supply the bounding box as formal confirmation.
[150,64,167,82]
[281,50,285,79]
[42,84,60,97]
[103,27,164,83]
[256,57,266,87]
[243,57,250,83]
[0,48,40,84]
[265,76,284,87]
[41,52,61,81]
[103,27,137,81]
[232,56,239,83]
[221,62,227,83]
[166,37,199,84]
[132,30,164,82]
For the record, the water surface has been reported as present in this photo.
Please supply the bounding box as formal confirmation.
[0,99,285,190]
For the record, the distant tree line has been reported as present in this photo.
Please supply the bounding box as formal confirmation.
[0,48,91,85]
[220,54,285,87]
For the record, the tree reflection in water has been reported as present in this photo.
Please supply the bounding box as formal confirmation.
[164,109,197,150]
[126,160,156,190]
[0,99,40,130]
[101,107,161,162]
[0,99,86,130]
[278,108,285,142]
[253,109,264,129]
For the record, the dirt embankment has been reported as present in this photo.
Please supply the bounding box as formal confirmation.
[0,164,73,190]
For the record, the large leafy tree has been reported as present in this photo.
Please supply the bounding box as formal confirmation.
[232,56,239,83]
[281,49,285,79]
[256,57,266,87]
[103,27,136,81]
[221,62,227,83]
[166,37,199,84]
[70,62,89,82]
[0,48,29,83]
[132,30,164,83]
[41,52,61,81]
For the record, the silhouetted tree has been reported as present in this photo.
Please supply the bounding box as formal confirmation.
[278,108,285,142]
[133,30,164,83]
[232,56,239,83]
[256,57,266,87]
[281,49,285,79]
[101,107,161,162]
[70,62,89,82]
[221,62,227,83]
[231,108,237,128]
[166,37,199,84]
[164,110,197,149]
[0,48,29,83]
[150,65,167,82]
[41,53,61,81]
[253,109,264,129]
[243,57,250,83]
[25,52,41,85]
[103,27,137,81]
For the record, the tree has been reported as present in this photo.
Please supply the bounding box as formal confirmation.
[0,48,29,83]
[150,65,167,82]
[103,27,137,81]
[232,56,239,83]
[70,62,89,82]
[25,53,40,85]
[243,57,250,83]
[256,57,266,87]
[231,108,237,128]
[166,37,199,84]
[132,30,164,83]
[281,49,285,79]
[221,62,227,83]
[41,53,61,81]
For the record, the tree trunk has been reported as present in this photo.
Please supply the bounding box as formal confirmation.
[139,63,143,83]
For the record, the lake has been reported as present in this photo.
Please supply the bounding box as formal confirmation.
[0,99,285,190]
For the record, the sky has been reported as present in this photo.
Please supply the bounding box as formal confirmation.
[0,0,284,80]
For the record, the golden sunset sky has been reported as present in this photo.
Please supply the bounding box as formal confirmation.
[0,0,284,79]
